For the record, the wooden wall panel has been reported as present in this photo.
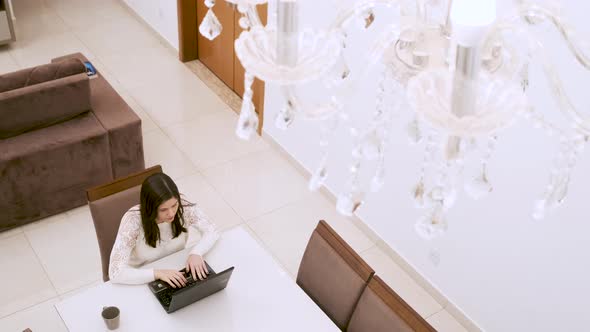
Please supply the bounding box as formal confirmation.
[197,1,236,88]
[177,0,198,62]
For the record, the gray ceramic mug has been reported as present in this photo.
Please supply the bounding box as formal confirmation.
[101,306,120,330]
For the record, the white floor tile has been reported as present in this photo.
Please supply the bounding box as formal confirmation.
[203,149,309,221]
[143,129,199,180]
[427,310,469,332]
[0,226,23,240]
[176,172,244,231]
[163,110,269,170]
[88,58,127,95]
[360,247,443,318]
[51,0,130,30]
[8,31,96,68]
[73,16,161,58]
[0,234,56,318]
[24,210,102,295]
[127,69,224,127]
[21,213,68,233]
[248,192,375,276]
[120,92,159,134]
[0,298,67,332]
[96,44,186,90]
[0,49,21,74]
[64,204,91,220]
[11,8,69,41]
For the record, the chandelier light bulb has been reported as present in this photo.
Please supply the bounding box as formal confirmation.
[450,0,497,46]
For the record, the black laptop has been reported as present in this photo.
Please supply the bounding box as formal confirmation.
[148,262,234,313]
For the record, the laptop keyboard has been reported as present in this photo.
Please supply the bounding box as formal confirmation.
[149,263,216,310]
[155,270,211,307]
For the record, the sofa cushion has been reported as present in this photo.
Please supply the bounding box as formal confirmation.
[0,112,113,231]
[0,58,86,93]
[0,73,91,139]
[53,53,145,179]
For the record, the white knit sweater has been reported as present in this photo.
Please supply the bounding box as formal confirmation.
[109,203,219,284]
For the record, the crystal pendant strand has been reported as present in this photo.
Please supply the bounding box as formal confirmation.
[275,87,298,130]
[369,66,399,192]
[519,104,581,220]
[415,144,461,239]
[235,72,259,140]
[427,159,458,211]
[324,56,351,88]
[236,3,251,30]
[199,0,222,41]
[358,9,376,29]
[406,116,423,144]
[533,133,587,220]
[415,202,448,240]
[413,130,438,208]
[336,124,365,216]
[309,114,340,191]
[338,64,400,208]
[275,99,296,129]
[465,135,497,200]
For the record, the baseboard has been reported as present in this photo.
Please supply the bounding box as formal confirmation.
[261,131,482,332]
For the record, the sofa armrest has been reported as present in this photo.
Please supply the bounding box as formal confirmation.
[52,53,145,179]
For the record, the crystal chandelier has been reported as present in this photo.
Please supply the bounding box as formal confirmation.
[198,0,590,239]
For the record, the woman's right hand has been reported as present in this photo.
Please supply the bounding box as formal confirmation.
[154,269,187,288]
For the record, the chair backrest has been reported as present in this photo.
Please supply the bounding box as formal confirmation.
[86,165,162,281]
[347,276,436,332]
[296,220,375,330]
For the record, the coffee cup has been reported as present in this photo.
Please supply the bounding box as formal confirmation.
[101,306,120,330]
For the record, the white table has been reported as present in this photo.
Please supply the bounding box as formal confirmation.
[55,226,339,332]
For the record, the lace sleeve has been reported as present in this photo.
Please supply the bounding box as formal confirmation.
[108,209,155,284]
[184,204,220,256]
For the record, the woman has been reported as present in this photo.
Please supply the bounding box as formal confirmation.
[109,173,219,288]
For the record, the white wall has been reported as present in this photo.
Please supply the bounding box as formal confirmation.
[264,1,590,331]
[122,0,179,50]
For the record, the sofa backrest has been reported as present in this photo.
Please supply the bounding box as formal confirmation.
[0,59,91,139]
[0,58,86,93]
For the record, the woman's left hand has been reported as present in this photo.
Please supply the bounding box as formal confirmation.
[186,254,209,281]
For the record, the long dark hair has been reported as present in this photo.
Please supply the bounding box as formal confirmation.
[140,173,189,248]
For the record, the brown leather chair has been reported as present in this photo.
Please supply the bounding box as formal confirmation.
[347,276,436,332]
[86,165,162,282]
[296,220,375,330]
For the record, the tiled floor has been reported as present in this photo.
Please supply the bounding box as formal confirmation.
[0,0,467,331]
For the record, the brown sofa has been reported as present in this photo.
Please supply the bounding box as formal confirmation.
[0,53,144,231]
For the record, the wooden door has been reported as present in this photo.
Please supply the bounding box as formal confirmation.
[182,1,266,134]
[234,5,267,132]
[196,2,236,88]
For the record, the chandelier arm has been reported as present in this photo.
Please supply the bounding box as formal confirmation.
[244,4,263,27]
[538,52,590,134]
[518,5,590,70]
[517,23,590,134]
[489,13,590,135]
[329,0,401,31]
